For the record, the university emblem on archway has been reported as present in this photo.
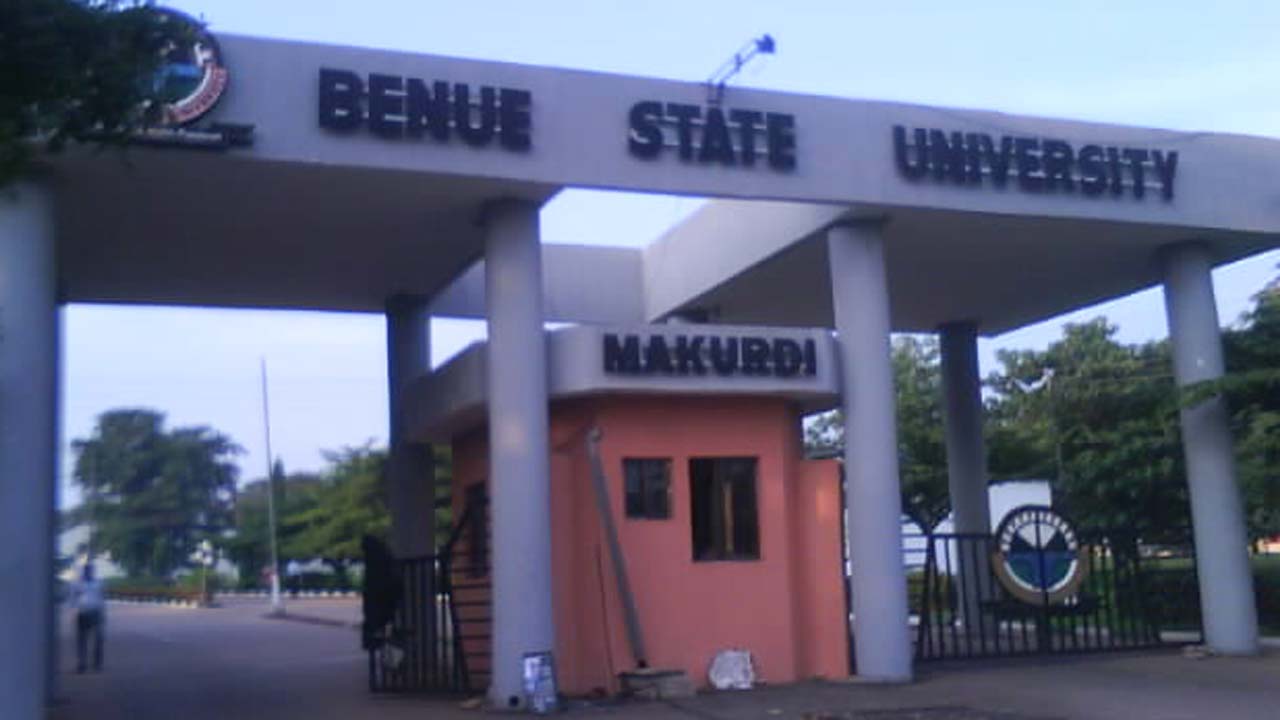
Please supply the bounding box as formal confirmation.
[152,7,229,126]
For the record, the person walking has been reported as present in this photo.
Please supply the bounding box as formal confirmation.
[71,562,106,673]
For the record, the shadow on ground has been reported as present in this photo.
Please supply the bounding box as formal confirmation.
[48,598,1280,720]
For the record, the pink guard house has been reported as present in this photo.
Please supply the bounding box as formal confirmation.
[406,324,850,695]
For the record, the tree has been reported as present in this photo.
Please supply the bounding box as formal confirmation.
[281,445,391,583]
[0,1,195,185]
[1214,282,1280,543]
[72,409,241,578]
[985,319,1189,542]
[805,335,951,531]
[222,460,325,586]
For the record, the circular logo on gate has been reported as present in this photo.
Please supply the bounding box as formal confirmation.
[150,8,228,126]
[991,505,1087,605]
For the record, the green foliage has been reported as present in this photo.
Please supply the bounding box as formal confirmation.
[906,568,954,617]
[103,576,204,603]
[173,569,232,596]
[0,1,196,185]
[222,460,325,586]
[225,444,454,588]
[73,409,241,578]
[434,445,454,548]
[893,337,950,532]
[985,318,1190,542]
[281,445,391,564]
[814,279,1280,547]
[1219,287,1280,542]
[1144,555,1280,634]
[806,335,950,531]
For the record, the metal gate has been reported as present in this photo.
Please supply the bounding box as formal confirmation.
[365,496,489,694]
[911,521,1200,661]
[366,553,467,692]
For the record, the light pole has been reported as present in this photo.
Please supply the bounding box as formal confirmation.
[261,358,284,615]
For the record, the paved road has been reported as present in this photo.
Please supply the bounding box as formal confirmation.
[47,597,1280,719]
[49,597,388,720]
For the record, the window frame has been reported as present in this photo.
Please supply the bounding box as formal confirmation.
[622,457,672,520]
[688,456,760,562]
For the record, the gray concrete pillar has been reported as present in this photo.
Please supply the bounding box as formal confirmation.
[482,199,556,708]
[0,181,59,719]
[826,219,913,682]
[939,322,990,536]
[386,296,435,558]
[1161,242,1259,654]
[939,321,993,631]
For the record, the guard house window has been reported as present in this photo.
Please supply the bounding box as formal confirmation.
[689,457,759,561]
[623,458,671,519]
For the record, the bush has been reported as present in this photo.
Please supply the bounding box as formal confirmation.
[1142,554,1280,634]
[174,570,233,594]
[906,570,955,617]
[1254,558,1280,634]
[104,577,204,603]
[284,570,357,593]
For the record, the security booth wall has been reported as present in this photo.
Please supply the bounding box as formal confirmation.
[450,394,846,695]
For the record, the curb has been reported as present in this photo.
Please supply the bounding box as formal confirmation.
[217,589,361,599]
[263,610,360,630]
[107,597,201,608]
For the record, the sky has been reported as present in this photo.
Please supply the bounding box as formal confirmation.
[59,0,1280,507]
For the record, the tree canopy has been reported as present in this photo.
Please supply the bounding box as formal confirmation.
[226,444,415,585]
[806,335,950,531]
[0,0,193,185]
[72,408,241,577]
[984,318,1189,542]
[807,276,1280,546]
[281,445,391,565]
[1219,284,1280,541]
[222,459,325,584]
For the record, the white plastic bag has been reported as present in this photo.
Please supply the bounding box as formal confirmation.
[707,649,755,690]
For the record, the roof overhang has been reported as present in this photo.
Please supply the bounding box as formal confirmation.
[643,200,1275,335]
[41,31,1280,328]
[405,324,839,441]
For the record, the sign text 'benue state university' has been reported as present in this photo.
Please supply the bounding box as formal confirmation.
[893,125,1179,200]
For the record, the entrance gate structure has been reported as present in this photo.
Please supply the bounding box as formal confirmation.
[6,22,1280,717]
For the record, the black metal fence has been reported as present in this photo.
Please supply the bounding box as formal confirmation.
[366,498,489,694]
[365,554,469,692]
[912,531,1197,661]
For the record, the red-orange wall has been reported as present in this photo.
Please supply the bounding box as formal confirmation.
[451,394,847,695]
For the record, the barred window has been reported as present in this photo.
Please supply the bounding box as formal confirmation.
[623,458,671,519]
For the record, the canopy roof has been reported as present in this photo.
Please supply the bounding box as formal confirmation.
[49,33,1280,335]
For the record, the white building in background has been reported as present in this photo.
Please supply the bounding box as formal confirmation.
[902,480,1054,573]
[56,524,124,582]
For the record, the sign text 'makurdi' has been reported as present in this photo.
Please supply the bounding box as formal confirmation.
[604,333,817,378]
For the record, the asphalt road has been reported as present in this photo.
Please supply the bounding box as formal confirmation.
[45,597,1280,719]
[48,597,391,720]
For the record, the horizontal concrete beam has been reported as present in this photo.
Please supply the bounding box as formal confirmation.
[430,244,646,324]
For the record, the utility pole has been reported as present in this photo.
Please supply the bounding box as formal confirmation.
[260,358,284,615]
